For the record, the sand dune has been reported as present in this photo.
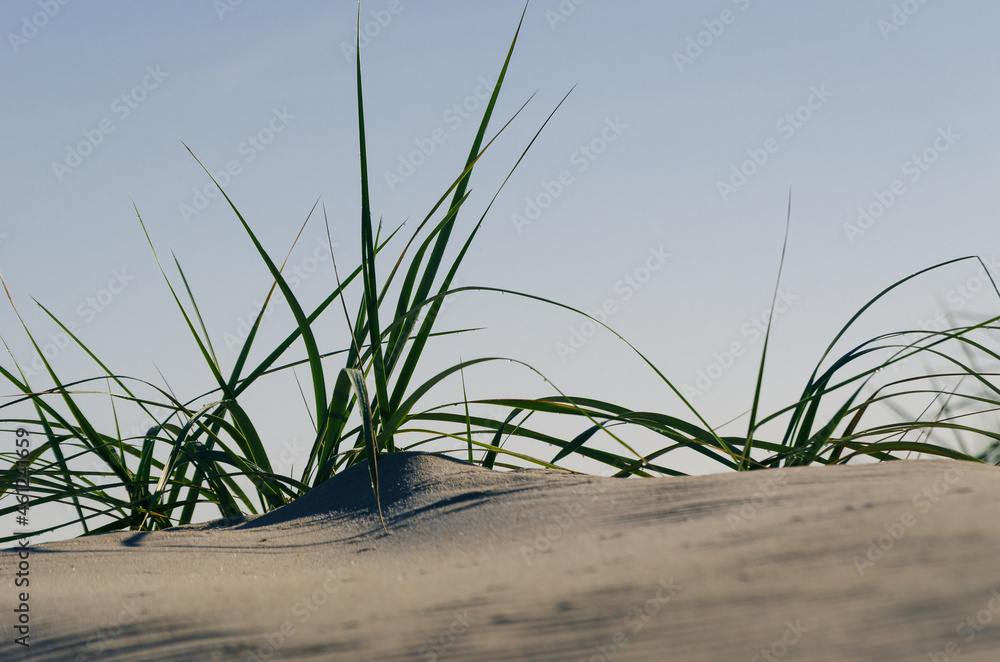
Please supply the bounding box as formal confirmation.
[4,452,1000,660]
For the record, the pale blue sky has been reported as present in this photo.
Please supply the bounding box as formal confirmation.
[2,1,1000,539]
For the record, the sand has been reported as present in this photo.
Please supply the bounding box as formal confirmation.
[4,452,1000,661]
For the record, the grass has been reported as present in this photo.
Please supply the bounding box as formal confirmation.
[2,3,1000,544]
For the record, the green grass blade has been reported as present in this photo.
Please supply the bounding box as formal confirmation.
[228,197,321,388]
[483,408,523,470]
[459,361,473,463]
[742,190,792,469]
[391,284,734,461]
[180,142,329,438]
[355,33,393,450]
[386,6,529,410]
[344,366,385,531]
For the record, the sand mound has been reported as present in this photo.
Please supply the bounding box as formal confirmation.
[4,453,1000,661]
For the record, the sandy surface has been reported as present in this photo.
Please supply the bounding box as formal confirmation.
[3,452,1000,660]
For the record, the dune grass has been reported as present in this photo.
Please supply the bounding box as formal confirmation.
[2,4,1000,544]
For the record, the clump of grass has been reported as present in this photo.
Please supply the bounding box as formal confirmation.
[0,4,583,542]
[2,3,999,545]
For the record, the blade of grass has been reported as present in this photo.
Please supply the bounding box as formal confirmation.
[742,190,792,470]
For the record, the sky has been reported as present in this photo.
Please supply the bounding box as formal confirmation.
[2,1,1000,541]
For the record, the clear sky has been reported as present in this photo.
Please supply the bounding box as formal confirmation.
[2,1,1000,539]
